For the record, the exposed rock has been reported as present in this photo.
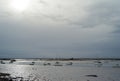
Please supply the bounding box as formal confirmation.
[85,75,98,77]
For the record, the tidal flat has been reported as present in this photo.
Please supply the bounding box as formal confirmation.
[0,59,120,81]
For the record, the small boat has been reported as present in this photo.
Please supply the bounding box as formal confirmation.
[54,62,63,66]
[9,59,16,63]
[66,62,73,65]
[112,64,120,68]
[43,63,51,66]
[94,60,103,67]
[94,60,102,63]
[0,60,5,64]
[29,62,35,65]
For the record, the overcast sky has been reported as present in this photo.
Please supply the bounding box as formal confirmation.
[0,0,120,58]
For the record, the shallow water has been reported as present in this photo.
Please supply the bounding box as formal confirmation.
[0,59,120,81]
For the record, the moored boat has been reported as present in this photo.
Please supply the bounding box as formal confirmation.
[54,62,63,66]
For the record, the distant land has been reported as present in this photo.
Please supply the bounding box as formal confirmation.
[0,58,120,61]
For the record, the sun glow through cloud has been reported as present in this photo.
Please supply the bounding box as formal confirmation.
[10,0,30,12]
[0,0,120,58]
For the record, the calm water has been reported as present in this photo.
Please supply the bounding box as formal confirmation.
[0,59,120,81]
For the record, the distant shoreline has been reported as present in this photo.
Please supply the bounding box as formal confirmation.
[0,58,120,61]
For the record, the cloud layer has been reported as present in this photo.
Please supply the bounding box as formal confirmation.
[0,0,120,58]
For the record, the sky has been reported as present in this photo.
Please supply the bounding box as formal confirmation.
[0,0,120,58]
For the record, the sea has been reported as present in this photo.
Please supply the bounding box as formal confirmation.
[0,59,120,81]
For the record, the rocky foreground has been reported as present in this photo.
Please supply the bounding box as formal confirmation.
[0,73,28,81]
[0,72,100,81]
